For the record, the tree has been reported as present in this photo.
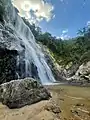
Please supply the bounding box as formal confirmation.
[22,18,90,66]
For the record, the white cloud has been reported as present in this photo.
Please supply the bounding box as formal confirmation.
[60,0,64,2]
[87,21,90,27]
[62,29,68,34]
[60,29,70,40]
[12,0,54,24]
[56,36,60,39]
[60,34,70,40]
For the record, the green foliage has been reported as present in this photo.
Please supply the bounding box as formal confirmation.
[23,18,90,66]
[80,51,90,63]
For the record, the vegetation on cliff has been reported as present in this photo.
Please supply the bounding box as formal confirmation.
[23,18,90,68]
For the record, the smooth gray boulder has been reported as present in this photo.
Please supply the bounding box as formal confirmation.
[0,78,51,109]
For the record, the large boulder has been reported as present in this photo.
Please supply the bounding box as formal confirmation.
[68,61,90,86]
[0,78,51,108]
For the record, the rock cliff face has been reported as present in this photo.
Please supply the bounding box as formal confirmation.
[0,78,51,108]
[40,44,90,85]
[0,0,55,84]
[40,45,67,82]
[0,47,18,84]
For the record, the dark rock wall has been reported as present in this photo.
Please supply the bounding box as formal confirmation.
[0,48,18,84]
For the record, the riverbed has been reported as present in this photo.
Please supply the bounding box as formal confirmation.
[0,85,90,120]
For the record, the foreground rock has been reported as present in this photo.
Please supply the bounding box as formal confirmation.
[0,78,51,108]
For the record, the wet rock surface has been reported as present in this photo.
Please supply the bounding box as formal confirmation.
[0,47,18,84]
[0,18,40,84]
[0,78,51,108]
[0,0,55,84]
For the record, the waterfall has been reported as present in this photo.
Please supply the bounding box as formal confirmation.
[15,15,55,84]
[2,0,56,85]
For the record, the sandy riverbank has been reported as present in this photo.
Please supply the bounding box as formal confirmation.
[0,85,90,120]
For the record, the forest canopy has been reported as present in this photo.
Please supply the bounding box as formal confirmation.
[23,18,90,66]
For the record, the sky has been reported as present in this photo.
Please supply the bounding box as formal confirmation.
[12,0,90,39]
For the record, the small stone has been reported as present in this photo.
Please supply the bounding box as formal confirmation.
[88,112,90,116]
[44,104,61,114]
[76,103,84,107]
[71,109,78,115]
[64,118,67,120]
[59,98,64,101]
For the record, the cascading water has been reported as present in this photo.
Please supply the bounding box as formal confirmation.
[1,0,56,85]
[15,15,56,84]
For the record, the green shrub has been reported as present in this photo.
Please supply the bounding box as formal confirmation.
[80,51,90,63]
